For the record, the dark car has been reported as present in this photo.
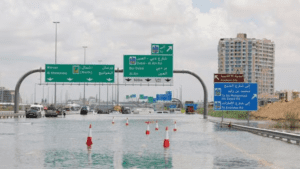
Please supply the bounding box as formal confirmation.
[80,106,88,115]
[26,109,42,118]
[45,105,58,117]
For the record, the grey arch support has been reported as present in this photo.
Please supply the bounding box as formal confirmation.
[14,68,45,113]
[14,68,208,119]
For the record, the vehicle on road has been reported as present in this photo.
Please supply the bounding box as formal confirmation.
[26,104,45,118]
[185,101,196,114]
[80,106,88,115]
[121,107,131,114]
[109,110,120,115]
[132,108,154,114]
[45,105,58,117]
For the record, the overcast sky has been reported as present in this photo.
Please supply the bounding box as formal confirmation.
[1,0,300,104]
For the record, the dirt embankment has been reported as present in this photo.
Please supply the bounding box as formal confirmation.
[251,98,300,121]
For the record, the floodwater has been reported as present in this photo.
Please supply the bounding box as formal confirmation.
[0,113,299,169]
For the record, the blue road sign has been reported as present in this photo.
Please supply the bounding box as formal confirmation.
[131,94,136,98]
[169,105,176,108]
[214,83,258,111]
[153,98,156,103]
[143,96,148,99]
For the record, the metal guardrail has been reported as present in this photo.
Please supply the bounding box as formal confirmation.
[218,121,300,144]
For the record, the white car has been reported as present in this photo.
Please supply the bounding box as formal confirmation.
[26,104,45,118]
[110,110,120,115]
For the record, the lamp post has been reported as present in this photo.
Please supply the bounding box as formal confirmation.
[83,46,87,106]
[53,21,59,106]
[34,83,36,103]
[98,60,102,106]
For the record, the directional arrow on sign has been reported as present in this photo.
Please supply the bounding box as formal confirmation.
[87,78,93,81]
[107,78,112,82]
[145,78,151,82]
[166,46,173,52]
[125,78,131,82]
[165,78,171,82]
[47,78,53,81]
[214,75,219,80]
[67,78,73,81]
[252,94,257,100]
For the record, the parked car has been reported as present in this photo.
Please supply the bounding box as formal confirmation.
[56,108,65,115]
[80,106,88,115]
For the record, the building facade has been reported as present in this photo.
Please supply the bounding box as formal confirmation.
[218,33,275,96]
[0,87,22,103]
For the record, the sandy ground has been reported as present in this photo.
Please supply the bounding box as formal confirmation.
[251,98,300,121]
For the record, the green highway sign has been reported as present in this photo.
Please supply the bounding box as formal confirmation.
[126,95,129,99]
[45,64,114,83]
[148,97,153,103]
[151,44,173,55]
[139,94,144,99]
[123,55,173,83]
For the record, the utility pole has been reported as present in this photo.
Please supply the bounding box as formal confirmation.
[117,67,119,105]
[107,84,108,112]
[34,83,36,103]
[83,46,87,106]
[53,21,59,107]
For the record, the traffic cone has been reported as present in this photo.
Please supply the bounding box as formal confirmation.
[173,121,177,131]
[155,121,159,130]
[163,127,170,148]
[112,117,114,124]
[86,124,93,148]
[146,122,150,135]
[126,118,129,126]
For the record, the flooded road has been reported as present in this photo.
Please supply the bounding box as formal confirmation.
[0,113,299,168]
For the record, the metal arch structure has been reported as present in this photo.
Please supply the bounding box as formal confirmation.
[14,68,45,113]
[14,68,208,119]
[115,69,208,119]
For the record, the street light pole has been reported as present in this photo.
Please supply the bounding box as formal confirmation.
[34,83,36,103]
[98,60,102,106]
[83,46,87,106]
[53,21,60,107]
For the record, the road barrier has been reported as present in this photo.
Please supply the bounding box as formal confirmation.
[218,121,300,144]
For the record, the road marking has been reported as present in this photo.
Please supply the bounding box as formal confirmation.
[214,134,284,169]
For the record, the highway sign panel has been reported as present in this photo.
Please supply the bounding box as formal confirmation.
[151,44,173,55]
[148,97,153,103]
[130,94,136,98]
[123,55,173,84]
[45,64,114,83]
[126,95,129,99]
[214,83,258,111]
[214,74,244,83]
[139,94,144,99]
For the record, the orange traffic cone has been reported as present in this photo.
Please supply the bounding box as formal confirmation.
[112,116,114,124]
[173,121,177,131]
[155,121,159,130]
[146,122,150,135]
[126,118,129,126]
[86,124,93,148]
[163,127,170,148]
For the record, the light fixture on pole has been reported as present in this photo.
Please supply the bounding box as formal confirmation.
[53,21,60,107]
[83,46,88,106]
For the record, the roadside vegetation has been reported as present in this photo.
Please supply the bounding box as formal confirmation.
[272,112,300,130]
[197,108,249,120]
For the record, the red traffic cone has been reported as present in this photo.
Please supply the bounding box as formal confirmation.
[173,121,177,131]
[112,116,114,124]
[146,122,150,135]
[126,118,129,126]
[86,124,93,147]
[163,127,170,148]
[155,121,159,130]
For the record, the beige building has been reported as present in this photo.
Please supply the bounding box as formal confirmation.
[218,33,275,96]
